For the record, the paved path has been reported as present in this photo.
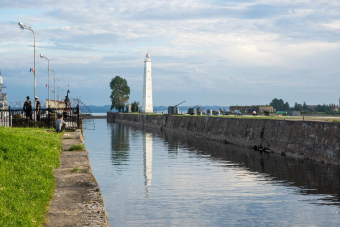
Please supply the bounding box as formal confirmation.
[45,130,109,227]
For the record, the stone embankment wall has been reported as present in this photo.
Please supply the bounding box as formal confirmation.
[107,112,340,165]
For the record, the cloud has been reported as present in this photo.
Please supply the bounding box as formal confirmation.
[1,0,340,106]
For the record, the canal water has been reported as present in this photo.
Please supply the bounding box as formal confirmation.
[84,119,340,227]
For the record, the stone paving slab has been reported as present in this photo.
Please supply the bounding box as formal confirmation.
[62,132,84,151]
[45,131,109,227]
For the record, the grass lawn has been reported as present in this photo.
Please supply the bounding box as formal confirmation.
[0,127,63,227]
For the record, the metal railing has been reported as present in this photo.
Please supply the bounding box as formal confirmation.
[0,106,81,129]
[139,110,158,114]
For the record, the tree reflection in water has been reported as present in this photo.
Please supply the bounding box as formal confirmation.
[110,123,130,166]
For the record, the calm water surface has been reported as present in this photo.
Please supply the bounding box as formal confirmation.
[84,120,340,227]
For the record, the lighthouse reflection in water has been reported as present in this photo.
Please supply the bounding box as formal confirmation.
[143,132,152,197]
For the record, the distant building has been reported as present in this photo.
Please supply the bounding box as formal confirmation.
[276,111,288,115]
[229,105,274,113]
[290,111,300,116]
[46,100,66,108]
[126,103,131,113]
[306,105,318,111]
[330,104,338,112]
[0,70,8,110]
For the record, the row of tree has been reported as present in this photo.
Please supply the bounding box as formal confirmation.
[312,104,337,112]
[270,98,338,112]
[110,76,139,112]
[269,98,290,111]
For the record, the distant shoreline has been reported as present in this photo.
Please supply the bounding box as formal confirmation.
[92,112,107,116]
[91,113,107,119]
[92,115,106,119]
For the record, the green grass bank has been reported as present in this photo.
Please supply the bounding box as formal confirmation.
[0,127,63,227]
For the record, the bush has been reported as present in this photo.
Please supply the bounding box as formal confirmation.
[12,114,57,128]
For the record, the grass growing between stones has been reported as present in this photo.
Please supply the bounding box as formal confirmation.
[0,127,63,227]
[72,167,79,172]
[67,143,86,151]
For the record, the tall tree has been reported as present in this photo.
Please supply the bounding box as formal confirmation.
[284,102,290,111]
[270,98,286,111]
[315,104,322,112]
[131,101,140,112]
[294,102,302,111]
[303,102,307,111]
[109,76,130,112]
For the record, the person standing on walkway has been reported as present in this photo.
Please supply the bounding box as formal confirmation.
[35,96,41,121]
[23,96,32,120]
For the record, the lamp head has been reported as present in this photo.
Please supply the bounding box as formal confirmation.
[18,21,24,29]
[40,53,43,58]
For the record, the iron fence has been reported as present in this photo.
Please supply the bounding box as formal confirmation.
[139,110,158,114]
[0,106,81,129]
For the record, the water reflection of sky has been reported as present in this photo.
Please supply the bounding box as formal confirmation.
[85,120,340,227]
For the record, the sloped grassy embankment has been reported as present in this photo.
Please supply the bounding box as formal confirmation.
[0,127,63,226]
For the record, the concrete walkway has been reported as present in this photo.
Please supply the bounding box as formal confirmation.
[45,130,109,227]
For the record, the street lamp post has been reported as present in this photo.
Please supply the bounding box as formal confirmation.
[54,76,56,104]
[18,20,36,120]
[50,69,56,106]
[40,54,50,107]
[57,79,60,101]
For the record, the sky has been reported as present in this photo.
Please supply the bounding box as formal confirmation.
[1,0,340,107]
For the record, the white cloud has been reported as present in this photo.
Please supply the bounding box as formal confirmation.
[322,20,340,30]
[1,0,340,105]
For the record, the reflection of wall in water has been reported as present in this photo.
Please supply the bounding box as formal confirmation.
[168,142,180,156]
[143,132,153,197]
[110,123,130,167]
[160,129,340,202]
[164,133,181,157]
[115,122,340,204]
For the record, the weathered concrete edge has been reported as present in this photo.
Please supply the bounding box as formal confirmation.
[45,130,110,226]
[107,112,340,165]
[82,142,110,226]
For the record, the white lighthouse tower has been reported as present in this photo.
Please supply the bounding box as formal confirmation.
[142,53,153,113]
